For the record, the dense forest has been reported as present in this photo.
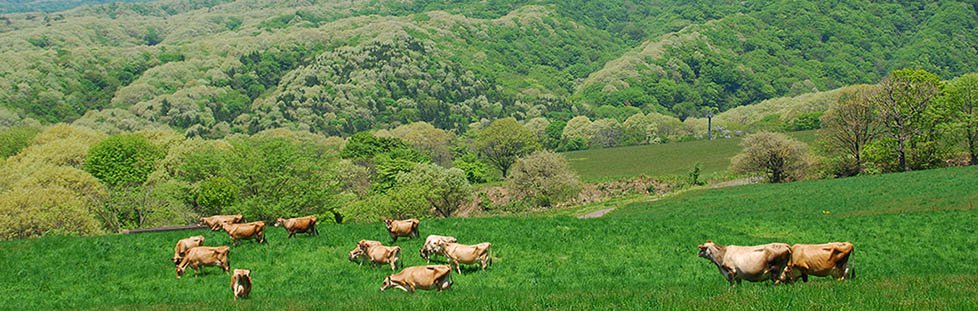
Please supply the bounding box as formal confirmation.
[1,0,976,136]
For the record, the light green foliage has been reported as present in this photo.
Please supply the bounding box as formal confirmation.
[84,134,163,187]
[0,187,102,240]
[0,126,40,159]
[732,132,811,183]
[942,73,978,165]
[508,151,581,207]
[818,85,883,176]
[195,177,237,216]
[7,124,105,169]
[473,118,541,177]
[395,163,471,217]
[381,122,455,166]
[589,118,623,148]
[872,69,947,172]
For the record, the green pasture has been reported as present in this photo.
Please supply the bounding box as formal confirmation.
[1,165,975,310]
[563,130,817,182]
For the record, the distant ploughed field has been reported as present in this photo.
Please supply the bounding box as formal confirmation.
[1,165,976,309]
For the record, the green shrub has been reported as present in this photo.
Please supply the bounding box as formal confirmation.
[84,134,164,187]
[507,151,581,207]
[195,177,238,216]
[0,126,40,159]
[0,187,102,240]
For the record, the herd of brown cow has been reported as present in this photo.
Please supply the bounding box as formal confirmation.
[697,240,855,286]
[173,214,853,300]
[171,215,493,300]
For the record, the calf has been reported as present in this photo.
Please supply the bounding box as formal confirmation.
[230,269,252,301]
[781,242,855,283]
[350,240,401,271]
[438,241,492,274]
[697,240,791,286]
[384,218,419,242]
[274,216,318,239]
[420,235,457,263]
[176,246,230,278]
[172,235,205,265]
[348,240,383,265]
[380,265,453,293]
[200,215,243,231]
[223,221,267,246]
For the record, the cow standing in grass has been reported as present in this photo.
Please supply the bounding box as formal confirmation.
[384,218,419,242]
[223,221,266,246]
[697,240,791,286]
[200,215,243,231]
[781,242,855,283]
[172,235,204,265]
[420,235,457,263]
[438,241,492,274]
[274,216,318,238]
[350,240,401,271]
[231,269,252,301]
[349,240,383,266]
[176,246,230,278]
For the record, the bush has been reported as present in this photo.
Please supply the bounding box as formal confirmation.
[0,187,103,240]
[731,132,811,183]
[507,151,582,207]
[0,126,40,159]
[84,134,164,187]
[195,177,238,216]
[786,112,823,131]
[452,152,494,184]
[395,163,471,217]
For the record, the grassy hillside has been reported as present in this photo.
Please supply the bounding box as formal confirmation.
[2,165,975,309]
[1,0,975,135]
[563,130,816,182]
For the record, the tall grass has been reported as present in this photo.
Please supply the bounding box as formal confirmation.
[1,166,976,309]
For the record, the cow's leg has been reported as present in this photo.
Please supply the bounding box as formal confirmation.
[454,260,462,274]
[801,273,809,283]
[288,231,294,239]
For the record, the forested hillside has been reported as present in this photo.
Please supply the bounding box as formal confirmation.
[1,0,976,136]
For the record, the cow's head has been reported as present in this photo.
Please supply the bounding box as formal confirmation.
[349,246,365,262]
[172,255,182,265]
[274,218,285,227]
[175,265,187,278]
[232,215,244,223]
[380,276,394,291]
[383,219,394,230]
[697,240,716,259]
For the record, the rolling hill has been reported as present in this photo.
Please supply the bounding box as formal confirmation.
[1,0,976,136]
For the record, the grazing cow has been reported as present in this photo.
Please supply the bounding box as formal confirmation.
[781,242,855,283]
[697,240,791,286]
[384,218,419,242]
[348,240,383,265]
[176,246,230,278]
[222,221,267,246]
[274,216,318,238]
[172,235,205,265]
[438,241,492,274]
[420,235,457,262]
[350,240,401,271]
[380,265,453,293]
[200,215,244,231]
[231,269,252,301]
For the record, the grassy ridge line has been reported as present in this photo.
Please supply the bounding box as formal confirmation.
[563,130,817,182]
[0,166,976,309]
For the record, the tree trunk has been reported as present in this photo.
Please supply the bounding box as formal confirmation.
[897,138,909,172]
[968,130,977,166]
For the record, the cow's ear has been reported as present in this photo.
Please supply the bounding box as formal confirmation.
[706,240,713,244]
[697,244,705,249]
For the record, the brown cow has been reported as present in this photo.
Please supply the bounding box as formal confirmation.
[780,242,855,283]
[420,235,457,263]
[176,246,230,278]
[380,265,453,293]
[384,218,419,242]
[274,216,318,238]
[172,235,205,265]
[230,269,252,301]
[222,221,266,246]
[697,240,791,286]
[438,241,492,274]
[350,240,401,271]
[348,240,383,265]
[200,215,243,231]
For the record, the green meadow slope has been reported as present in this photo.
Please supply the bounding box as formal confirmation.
[563,130,817,182]
[1,166,976,309]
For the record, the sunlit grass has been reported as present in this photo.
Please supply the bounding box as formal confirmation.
[0,165,975,309]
